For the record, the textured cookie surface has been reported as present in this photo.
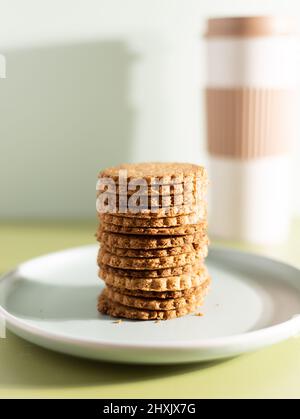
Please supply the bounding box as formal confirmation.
[97,181,200,196]
[97,203,203,218]
[98,249,205,270]
[99,262,203,278]
[101,242,206,258]
[99,266,208,290]
[98,162,207,185]
[99,212,204,228]
[98,289,204,320]
[101,193,200,208]
[107,284,207,299]
[105,278,210,310]
[97,231,208,249]
[100,222,206,236]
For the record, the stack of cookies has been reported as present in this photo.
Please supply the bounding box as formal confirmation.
[96,163,210,320]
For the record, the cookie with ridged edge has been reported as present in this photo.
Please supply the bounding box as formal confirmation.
[98,289,204,320]
[101,242,207,258]
[100,221,206,236]
[99,265,208,290]
[99,212,204,228]
[98,263,203,278]
[107,283,208,299]
[98,249,205,270]
[97,181,203,196]
[102,202,207,219]
[105,278,210,311]
[97,202,207,218]
[96,231,207,249]
[100,193,200,208]
[98,162,207,185]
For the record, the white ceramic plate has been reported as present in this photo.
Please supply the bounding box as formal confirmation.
[0,245,300,364]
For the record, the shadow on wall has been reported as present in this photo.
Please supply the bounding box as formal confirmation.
[0,41,135,219]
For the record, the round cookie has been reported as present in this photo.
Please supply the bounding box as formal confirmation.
[101,242,206,258]
[105,279,210,311]
[100,193,199,208]
[98,162,207,185]
[98,289,204,320]
[97,202,203,218]
[97,181,202,196]
[99,212,204,228]
[96,231,208,249]
[100,222,207,236]
[98,263,203,278]
[107,276,210,298]
[106,283,208,299]
[98,249,205,270]
[99,266,209,290]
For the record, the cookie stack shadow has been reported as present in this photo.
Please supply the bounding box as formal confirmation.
[96,163,210,320]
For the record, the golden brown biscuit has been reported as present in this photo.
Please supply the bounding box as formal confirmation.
[96,231,208,249]
[98,248,205,270]
[99,262,204,278]
[99,265,209,290]
[98,288,204,320]
[100,222,207,236]
[98,162,207,185]
[97,203,204,218]
[105,278,210,310]
[101,242,207,258]
[97,181,202,196]
[106,284,206,299]
[100,193,200,208]
[99,212,204,228]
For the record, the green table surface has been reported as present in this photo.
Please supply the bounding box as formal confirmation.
[0,220,300,399]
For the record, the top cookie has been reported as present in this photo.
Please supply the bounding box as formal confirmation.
[98,163,207,185]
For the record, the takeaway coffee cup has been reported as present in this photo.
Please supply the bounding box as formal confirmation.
[205,16,298,244]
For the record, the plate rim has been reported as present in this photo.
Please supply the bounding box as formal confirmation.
[1,244,300,352]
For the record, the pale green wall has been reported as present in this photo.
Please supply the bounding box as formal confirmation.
[0,0,299,219]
